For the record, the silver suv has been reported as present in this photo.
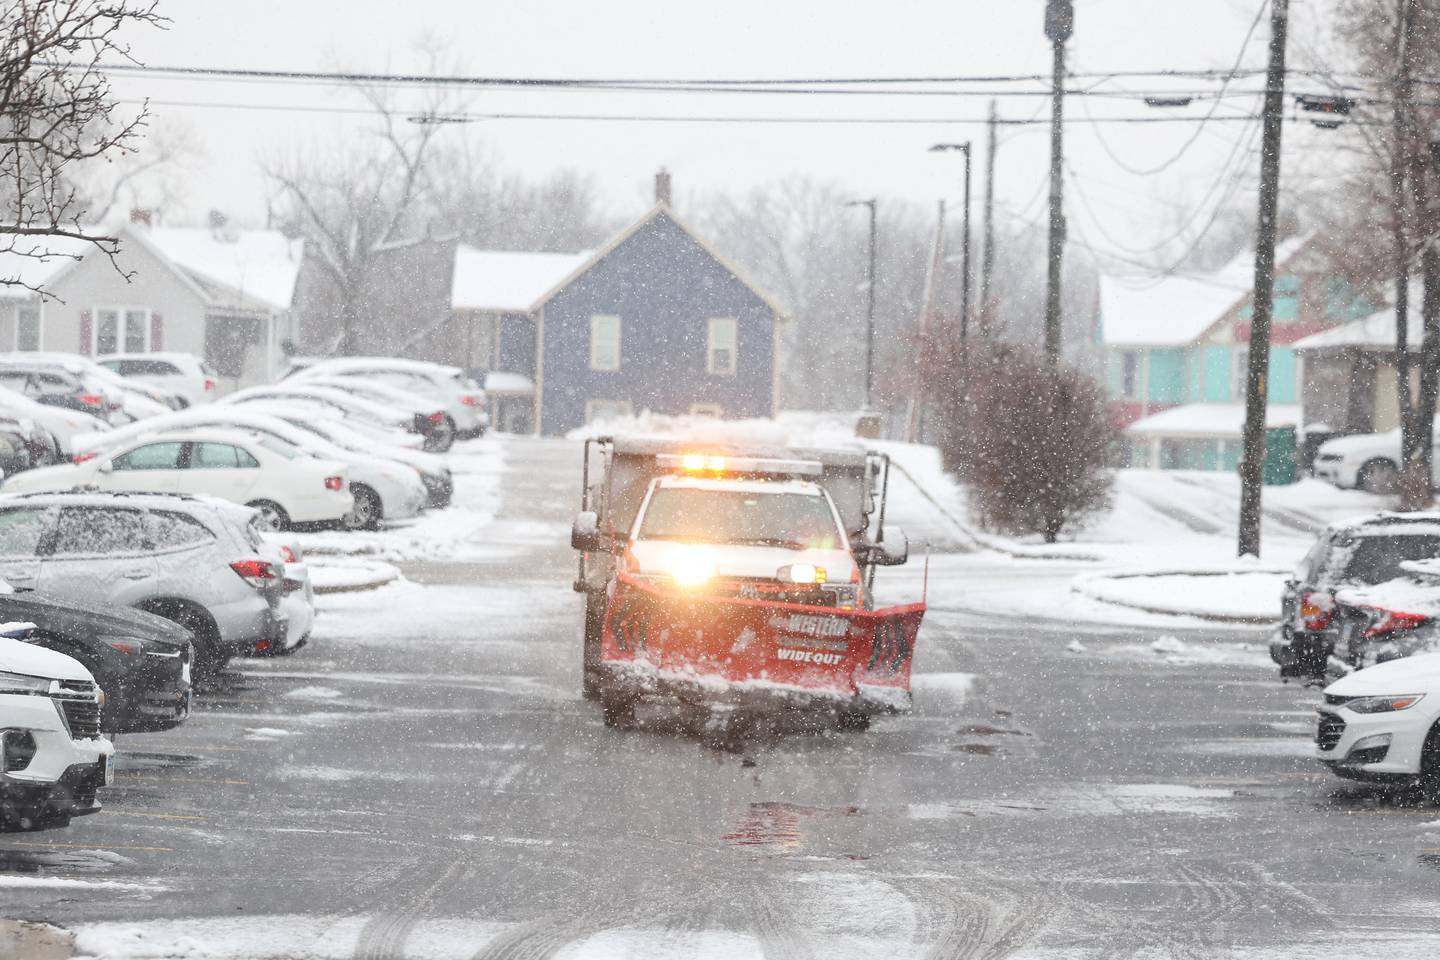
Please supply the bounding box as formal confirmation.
[0,492,289,679]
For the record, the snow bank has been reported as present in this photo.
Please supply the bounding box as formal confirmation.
[308,560,400,595]
[1074,566,1287,622]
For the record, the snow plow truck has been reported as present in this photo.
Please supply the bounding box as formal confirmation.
[570,437,924,729]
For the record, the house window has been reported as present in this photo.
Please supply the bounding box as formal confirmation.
[1120,352,1138,398]
[689,403,724,418]
[585,399,632,424]
[95,307,150,356]
[15,306,40,352]
[590,314,621,371]
[707,317,737,376]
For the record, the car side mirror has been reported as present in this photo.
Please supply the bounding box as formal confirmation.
[871,529,909,566]
[97,460,114,475]
[571,511,604,552]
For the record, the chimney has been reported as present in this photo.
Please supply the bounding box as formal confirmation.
[130,208,152,227]
[654,168,672,207]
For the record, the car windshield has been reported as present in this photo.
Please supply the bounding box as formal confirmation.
[1341,534,1440,584]
[636,487,841,550]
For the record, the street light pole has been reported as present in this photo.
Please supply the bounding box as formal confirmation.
[846,198,879,409]
[1044,0,1073,365]
[931,143,974,340]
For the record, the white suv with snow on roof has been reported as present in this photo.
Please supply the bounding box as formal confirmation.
[571,439,917,730]
[1,636,113,831]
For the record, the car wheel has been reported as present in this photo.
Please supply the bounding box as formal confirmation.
[1418,722,1440,799]
[247,500,290,532]
[343,484,382,532]
[1358,458,1400,494]
[144,602,227,686]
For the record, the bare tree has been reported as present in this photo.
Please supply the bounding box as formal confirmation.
[1,0,166,293]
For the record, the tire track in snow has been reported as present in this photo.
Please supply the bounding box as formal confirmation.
[353,858,468,960]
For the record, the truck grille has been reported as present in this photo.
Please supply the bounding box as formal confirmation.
[53,680,102,740]
[1316,711,1346,752]
[707,579,839,607]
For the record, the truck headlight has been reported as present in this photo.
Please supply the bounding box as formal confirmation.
[1345,694,1425,714]
[0,671,52,696]
[668,550,716,588]
[778,564,827,584]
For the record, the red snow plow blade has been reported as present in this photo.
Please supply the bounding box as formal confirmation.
[600,574,925,713]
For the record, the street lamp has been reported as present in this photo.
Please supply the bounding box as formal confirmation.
[845,198,878,410]
[930,142,972,340]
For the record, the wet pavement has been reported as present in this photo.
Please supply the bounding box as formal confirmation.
[5,437,1440,958]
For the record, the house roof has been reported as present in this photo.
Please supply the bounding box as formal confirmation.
[450,248,592,312]
[139,227,304,311]
[1293,280,1423,353]
[1099,236,1311,348]
[1125,401,1303,438]
[0,234,105,300]
[449,205,788,318]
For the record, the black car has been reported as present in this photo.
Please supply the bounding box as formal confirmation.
[0,591,193,733]
[1271,513,1440,680]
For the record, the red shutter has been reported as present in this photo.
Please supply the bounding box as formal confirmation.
[79,311,92,356]
[150,312,163,352]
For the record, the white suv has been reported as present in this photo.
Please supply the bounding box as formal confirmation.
[99,353,218,408]
[1,636,113,831]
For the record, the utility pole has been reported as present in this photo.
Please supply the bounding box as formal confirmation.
[1044,0,1072,364]
[1237,0,1291,558]
[1395,0,1424,510]
[981,99,999,336]
[930,143,973,338]
[846,198,879,409]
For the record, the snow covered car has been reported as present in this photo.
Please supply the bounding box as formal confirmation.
[1315,651,1440,787]
[71,407,427,530]
[274,376,456,452]
[220,384,442,451]
[0,492,291,678]
[98,353,218,408]
[0,352,185,415]
[1,589,192,733]
[1311,430,1434,493]
[1,429,353,532]
[0,386,110,457]
[0,362,120,424]
[1271,513,1440,680]
[290,357,489,438]
[0,635,113,831]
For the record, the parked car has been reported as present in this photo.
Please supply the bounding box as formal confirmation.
[0,413,61,478]
[221,384,447,452]
[0,430,353,532]
[292,357,489,438]
[98,353,217,408]
[2,588,192,731]
[1312,429,1438,494]
[1272,513,1440,680]
[0,386,110,457]
[1315,649,1440,788]
[1327,560,1440,673]
[261,532,314,655]
[0,492,290,679]
[0,636,113,831]
[71,407,427,530]
[294,375,456,451]
[242,402,449,504]
[0,363,119,423]
[1,353,185,415]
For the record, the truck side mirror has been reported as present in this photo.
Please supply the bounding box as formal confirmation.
[571,511,603,552]
[871,528,909,566]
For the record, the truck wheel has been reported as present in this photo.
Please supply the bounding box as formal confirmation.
[837,709,872,732]
[601,691,637,729]
[582,591,604,701]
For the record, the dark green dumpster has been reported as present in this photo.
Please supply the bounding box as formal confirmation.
[1263,425,1298,485]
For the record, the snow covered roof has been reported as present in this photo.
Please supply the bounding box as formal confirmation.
[138,227,304,311]
[1293,280,1423,353]
[1125,402,1302,439]
[0,234,102,300]
[1099,236,1310,348]
[450,247,591,313]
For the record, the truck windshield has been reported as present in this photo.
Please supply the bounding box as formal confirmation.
[637,487,841,550]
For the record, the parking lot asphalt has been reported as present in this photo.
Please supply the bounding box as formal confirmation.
[5,437,1440,958]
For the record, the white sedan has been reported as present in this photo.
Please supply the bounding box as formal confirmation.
[1,428,352,531]
[70,408,427,530]
[1311,429,1440,494]
[1317,652,1440,786]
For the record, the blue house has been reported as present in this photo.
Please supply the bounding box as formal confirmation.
[446,178,785,435]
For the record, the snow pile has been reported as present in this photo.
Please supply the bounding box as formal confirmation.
[307,560,400,594]
[1073,566,1287,622]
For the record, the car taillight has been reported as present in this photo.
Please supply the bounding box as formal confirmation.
[253,638,272,653]
[426,411,445,423]
[461,395,484,407]
[1365,609,1431,638]
[1300,591,1334,631]
[324,476,344,491]
[73,451,97,464]
[204,379,217,391]
[230,559,276,589]
[279,545,297,563]
[78,394,104,408]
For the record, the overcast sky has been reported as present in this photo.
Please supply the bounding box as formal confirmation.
[108,0,1346,263]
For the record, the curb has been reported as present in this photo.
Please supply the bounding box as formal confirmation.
[1072,567,1287,624]
[310,561,401,595]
